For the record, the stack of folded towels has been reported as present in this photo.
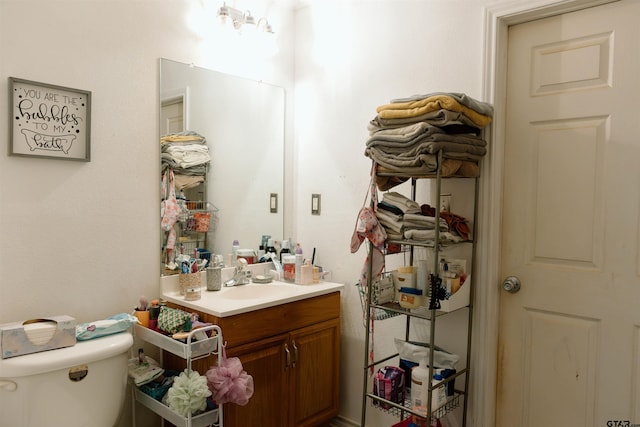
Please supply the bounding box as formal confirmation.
[377,192,467,243]
[365,92,493,191]
[161,131,211,191]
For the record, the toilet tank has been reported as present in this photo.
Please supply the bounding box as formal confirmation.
[0,331,133,427]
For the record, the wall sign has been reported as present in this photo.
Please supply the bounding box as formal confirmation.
[9,77,91,161]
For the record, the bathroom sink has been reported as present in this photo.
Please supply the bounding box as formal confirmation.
[160,271,344,317]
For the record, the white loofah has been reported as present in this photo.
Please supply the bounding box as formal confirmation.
[165,369,212,417]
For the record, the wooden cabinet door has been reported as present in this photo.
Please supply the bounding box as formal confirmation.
[224,333,290,427]
[289,318,340,427]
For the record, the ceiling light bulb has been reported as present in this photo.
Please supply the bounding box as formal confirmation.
[217,5,230,19]
[244,11,256,26]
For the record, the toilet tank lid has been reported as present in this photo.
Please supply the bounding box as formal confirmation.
[0,331,133,378]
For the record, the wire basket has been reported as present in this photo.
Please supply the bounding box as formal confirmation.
[357,280,401,321]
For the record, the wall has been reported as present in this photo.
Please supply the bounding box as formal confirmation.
[292,1,491,426]
[0,1,294,426]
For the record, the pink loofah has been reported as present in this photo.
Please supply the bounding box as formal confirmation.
[205,347,254,406]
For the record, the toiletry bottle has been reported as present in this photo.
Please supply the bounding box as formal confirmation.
[279,239,290,261]
[266,239,277,257]
[411,358,429,408]
[259,235,270,258]
[294,244,303,284]
[431,372,447,412]
[232,239,240,266]
[282,254,296,282]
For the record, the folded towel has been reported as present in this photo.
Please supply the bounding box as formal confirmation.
[161,131,207,145]
[403,213,449,230]
[376,95,492,128]
[382,192,421,214]
[369,108,483,135]
[390,92,494,116]
[404,229,464,243]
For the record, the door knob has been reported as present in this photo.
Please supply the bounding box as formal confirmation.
[502,276,521,293]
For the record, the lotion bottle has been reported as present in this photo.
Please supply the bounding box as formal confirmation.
[410,358,429,409]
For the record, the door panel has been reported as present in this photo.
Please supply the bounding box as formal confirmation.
[224,334,289,427]
[289,319,340,427]
[160,98,184,134]
[497,1,640,426]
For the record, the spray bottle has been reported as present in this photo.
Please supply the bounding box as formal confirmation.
[231,240,240,267]
[294,243,303,284]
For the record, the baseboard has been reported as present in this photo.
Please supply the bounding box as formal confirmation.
[330,415,361,427]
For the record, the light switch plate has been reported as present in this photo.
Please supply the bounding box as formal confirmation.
[311,193,321,215]
[270,193,278,213]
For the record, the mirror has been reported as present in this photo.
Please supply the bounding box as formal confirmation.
[160,58,285,273]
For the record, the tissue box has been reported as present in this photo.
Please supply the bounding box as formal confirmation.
[1,315,76,359]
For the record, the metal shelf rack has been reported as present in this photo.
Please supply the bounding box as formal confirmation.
[360,151,479,426]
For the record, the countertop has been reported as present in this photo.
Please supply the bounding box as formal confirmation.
[160,265,344,317]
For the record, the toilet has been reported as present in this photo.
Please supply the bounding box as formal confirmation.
[0,331,133,427]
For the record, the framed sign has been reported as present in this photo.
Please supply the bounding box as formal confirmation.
[9,77,91,161]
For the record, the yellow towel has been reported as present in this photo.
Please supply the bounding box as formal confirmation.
[160,135,205,144]
[376,95,492,127]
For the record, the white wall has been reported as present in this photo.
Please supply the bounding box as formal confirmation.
[0,1,294,426]
[293,1,490,426]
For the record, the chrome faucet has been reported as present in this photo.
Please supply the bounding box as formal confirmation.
[224,258,251,286]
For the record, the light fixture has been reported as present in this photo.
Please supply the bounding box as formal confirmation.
[256,18,274,35]
[216,2,274,34]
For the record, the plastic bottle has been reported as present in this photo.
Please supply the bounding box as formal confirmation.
[431,373,447,412]
[279,239,290,261]
[282,254,296,282]
[410,358,429,409]
[266,239,277,257]
[294,244,303,284]
[231,240,240,266]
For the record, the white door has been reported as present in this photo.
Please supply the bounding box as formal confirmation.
[160,98,184,134]
[497,1,640,426]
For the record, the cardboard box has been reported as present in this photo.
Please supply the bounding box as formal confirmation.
[1,315,76,359]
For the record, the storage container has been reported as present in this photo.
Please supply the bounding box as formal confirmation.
[399,287,423,309]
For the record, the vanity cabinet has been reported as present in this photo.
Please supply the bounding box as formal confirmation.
[165,291,341,427]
